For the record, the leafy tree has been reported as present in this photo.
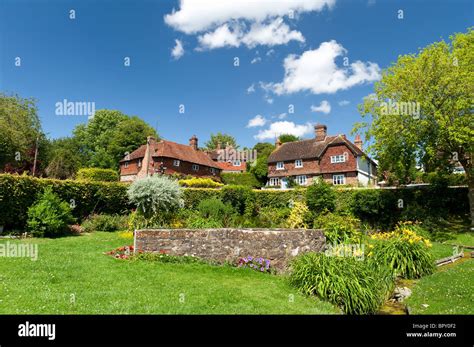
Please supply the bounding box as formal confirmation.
[204,132,238,150]
[249,143,275,185]
[355,28,474,224]
[0,94,47,174]
[73,110,158,169]
[45,138,84,179]
[279,134,300,143]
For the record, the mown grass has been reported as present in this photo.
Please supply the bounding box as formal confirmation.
[0,232,338,314]
[405,258,474,314]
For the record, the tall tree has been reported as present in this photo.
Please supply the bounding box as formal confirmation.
[45,138,84,179]
[73,110,158,169]
[204,132,238,150]
[249,142,275,185]
[355,28,474,224]
[0,94,47,174]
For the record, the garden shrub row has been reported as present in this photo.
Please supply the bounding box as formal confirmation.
[0,174,130,230]
[0,174,469,231]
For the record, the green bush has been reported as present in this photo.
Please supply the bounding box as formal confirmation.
[26,187,75,237]
[289,252,394,314]
[306,180,336,215]
[76,168,119,182]
[127,175,183,221]
[197,198,235,227]
[221,185,255,215]
[313,212,361,244]
[81,214,128,232]
[221,172,261,188]
[186,214,223,228]
[255,207,291,228]
[178,177,223,188]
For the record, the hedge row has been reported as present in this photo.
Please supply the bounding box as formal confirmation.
[0,174,469,231]
[0,174,130,230]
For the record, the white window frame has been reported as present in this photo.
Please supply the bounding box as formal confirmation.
[295,175,307,185]
[276,161,285,170]
[192,164,199,171]
[137,159,142,167]
[173,160,180,167]
[333,174,345,185]
[331,155,346,164]
[295,159,303,168]
[233,160,241,166]
[269,178,280,186]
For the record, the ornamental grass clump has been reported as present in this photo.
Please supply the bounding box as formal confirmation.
[289,252,394,315]
[368,225,435,279]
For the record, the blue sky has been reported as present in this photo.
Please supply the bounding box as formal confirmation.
[0,0,472,148]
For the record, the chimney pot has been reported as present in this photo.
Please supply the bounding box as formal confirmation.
[314,124,327,141]
[189,135,198,150]
[355,134,363,150]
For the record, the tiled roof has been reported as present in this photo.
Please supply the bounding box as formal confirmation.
[267,135,373,163]
[120,139,221,169]
[215,161,247,172]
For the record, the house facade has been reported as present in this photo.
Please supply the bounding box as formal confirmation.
[267,124,377,188]
[119,135,222,182]
[206,144,247,173]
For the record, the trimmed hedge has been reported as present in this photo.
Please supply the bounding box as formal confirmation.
[0,174,130,230]
[221,173,261,188]
[0,174,469,231]
[76,168,119,182]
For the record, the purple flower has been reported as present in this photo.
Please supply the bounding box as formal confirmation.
[260,267,264,271]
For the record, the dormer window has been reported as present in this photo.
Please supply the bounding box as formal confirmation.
[295,159,303,168]
[276,162,284,170]
[331,155,346,163]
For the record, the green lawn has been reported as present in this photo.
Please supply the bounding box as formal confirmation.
[0,232,339,314]
[405,258,474,314]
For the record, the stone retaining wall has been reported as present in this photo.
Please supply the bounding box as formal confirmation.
[134,228,326,270]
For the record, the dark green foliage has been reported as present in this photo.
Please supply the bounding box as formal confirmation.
[81,214,129,232]
[0,174,130,230]
[289,253,394,314]
[197,198,236,227]
[278,134,300,143]
[181,188,222,209]
[76,168,119,182]
[221,172,261,188]
[306,180,336,215]
[26,187,75,237]
[221,185,255,215]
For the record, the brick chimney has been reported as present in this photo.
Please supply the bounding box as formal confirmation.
[137,136,155,178]
[354,134,363,150]
[189,135,198,150]
[315,124,327,141]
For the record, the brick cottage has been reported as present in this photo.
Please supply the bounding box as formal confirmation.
[119,136,222,181]
[206,143,247,173]
[267,124,377,188]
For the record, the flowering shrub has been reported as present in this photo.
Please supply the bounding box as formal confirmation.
[368,225,434,279]
[178,178,223,188]
[286,201,310,229]
[237,256,271,273]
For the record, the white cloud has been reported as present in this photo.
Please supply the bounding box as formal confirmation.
[264,40,381,95]
[164,0,335,34]
[171,39,185,59]
[251,57,262,64]
[311,100,331,114]
[254,121,313,141]
[276,112,287,119]
[265,96,274,104]
[165,0,333,50]
[338,100,350,106]
[197,18,304,50]
[247,83,256,94]
[247,114,267,127]
[266,49,275,56]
